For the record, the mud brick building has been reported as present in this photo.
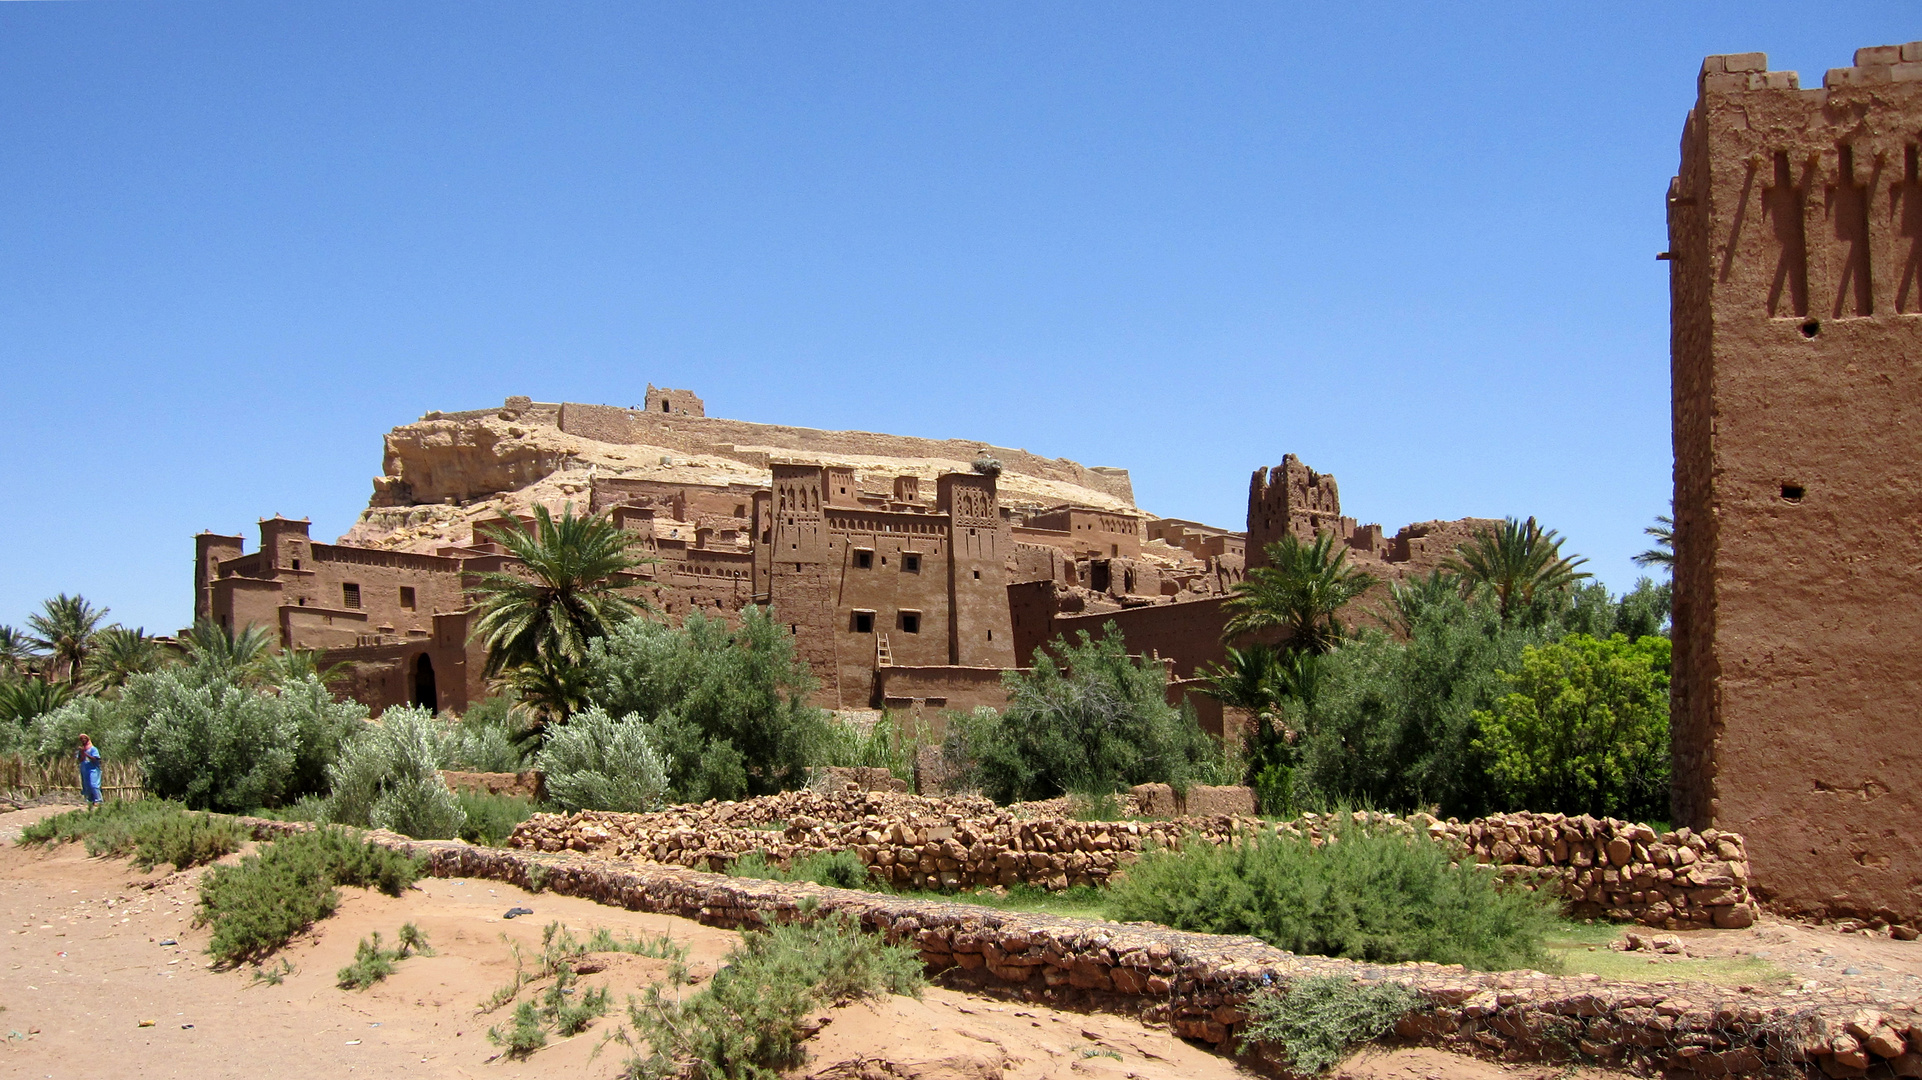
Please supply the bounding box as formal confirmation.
[1668,44,1922,923]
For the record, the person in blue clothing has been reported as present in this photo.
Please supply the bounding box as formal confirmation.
[76,734,102,807]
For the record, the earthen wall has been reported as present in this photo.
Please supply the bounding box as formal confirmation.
[1669,45,1922,924]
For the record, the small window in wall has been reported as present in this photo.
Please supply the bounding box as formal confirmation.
[972,569,981,579]
[900,610,921,634]
[854,549,874,569]
[399,586,416,610]
[342,583,361,609]
[1781,484,1806,502]
[734,504,747,517]
[903,553,922,573]
[852,610,875,634]
[1111,544,1120,556]
[292,559,300,570]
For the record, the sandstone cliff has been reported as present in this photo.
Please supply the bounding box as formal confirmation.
[342,397,1147,553]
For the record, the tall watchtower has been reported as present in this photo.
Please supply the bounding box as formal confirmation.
[1245,454,1351,569]
[1669,45,1922,924]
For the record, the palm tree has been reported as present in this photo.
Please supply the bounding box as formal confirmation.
[1633,509,1674,572]
[1196,645,1284,715]
[1443,516,1591,620]
[1222,532,1377,655]
[468,505,643,677]
[496,657,595,744]
[26,594,109,684]
[180,619,274,677]
[0,677,72,728]
[84,627,171,690]
[255,647,346,688]
[0,626,32,677]
[1371,568,1462,637]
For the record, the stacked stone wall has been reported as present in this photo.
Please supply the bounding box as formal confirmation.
[503,793,1756,931]
[240,817,1917,1078]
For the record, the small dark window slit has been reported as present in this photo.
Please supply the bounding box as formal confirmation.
[1781,484,1805,502]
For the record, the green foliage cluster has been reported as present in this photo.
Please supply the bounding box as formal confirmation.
[483,922,672,1056]
[535,705,670,812]
[585,608,829,802]
[18,799,246,872]
[456,790,538,846]
[811,712,920,785]
[1240,976,1424,1074]
[325,705,467,839]
[128,810,248,871]
[1104,818,1557,971]
[336,924,433,990]
[728,849,876,891]
[1298,575,1671,819]
[441,696,529,772]
[196,826,423,966]
[1473,633,1670,821]
[942,625,1227,802]
[626,912,923,1080]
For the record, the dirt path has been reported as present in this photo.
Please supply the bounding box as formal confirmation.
[0,806,1662,1080]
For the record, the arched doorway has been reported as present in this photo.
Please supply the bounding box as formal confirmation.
[413,653,437,712]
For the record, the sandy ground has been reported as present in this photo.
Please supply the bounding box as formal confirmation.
[1672,916,1922,996]
[0,805,1729,1080]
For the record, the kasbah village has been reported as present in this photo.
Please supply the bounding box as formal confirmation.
[3,38,1922,1080]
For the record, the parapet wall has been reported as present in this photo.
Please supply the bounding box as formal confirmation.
[259,820,1915,1078]
[503,793,1758,931]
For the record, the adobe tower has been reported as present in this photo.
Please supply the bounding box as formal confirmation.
[1669,45,1922,923]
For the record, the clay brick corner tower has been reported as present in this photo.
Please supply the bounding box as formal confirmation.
[1245,454,1346,569]
[936,472,1016,670]
[767,464,840,702]
[1669,44,1922,924]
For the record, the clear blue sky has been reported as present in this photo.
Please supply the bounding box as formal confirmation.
[2,4,1913,634]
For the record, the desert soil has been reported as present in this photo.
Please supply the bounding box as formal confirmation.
[0,804,1775,1080]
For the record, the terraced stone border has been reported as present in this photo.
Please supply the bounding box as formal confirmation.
[236,818,1919,1077]
[505,792,1760,931]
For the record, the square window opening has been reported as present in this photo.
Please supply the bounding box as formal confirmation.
[854,549,874,569]
[399,586,416,610]
[1781,484,1806,502]
[972,569,981,579]
[904,553,922,573]
[853,611,875,634]
[342,583,362,609]
[900,611,921,634]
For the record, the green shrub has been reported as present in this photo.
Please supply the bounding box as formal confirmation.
[19,799,241,872]
[1472,634,1670,821]
[728,849,877,891]
[138,670,366,812]
[336,924,433,990]
[456,790,537,846]
[444,696,529,772]
[130,811,247,871]
[535,706,669,813]
[1104,819,1556,971]
[326,705,466,839]
[627,911,923,1080]
[943,625,1223,802]
[1240,976,1423,1074]
[196,826,424,966]
[490,1000,548,1058]
[20,798,181,850]
[586,608,828,802]
[811,712,919,785]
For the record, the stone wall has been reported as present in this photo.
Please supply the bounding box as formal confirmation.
[250,818,1917,1078]
[439,769,545,801]
[503,793,1756,931]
